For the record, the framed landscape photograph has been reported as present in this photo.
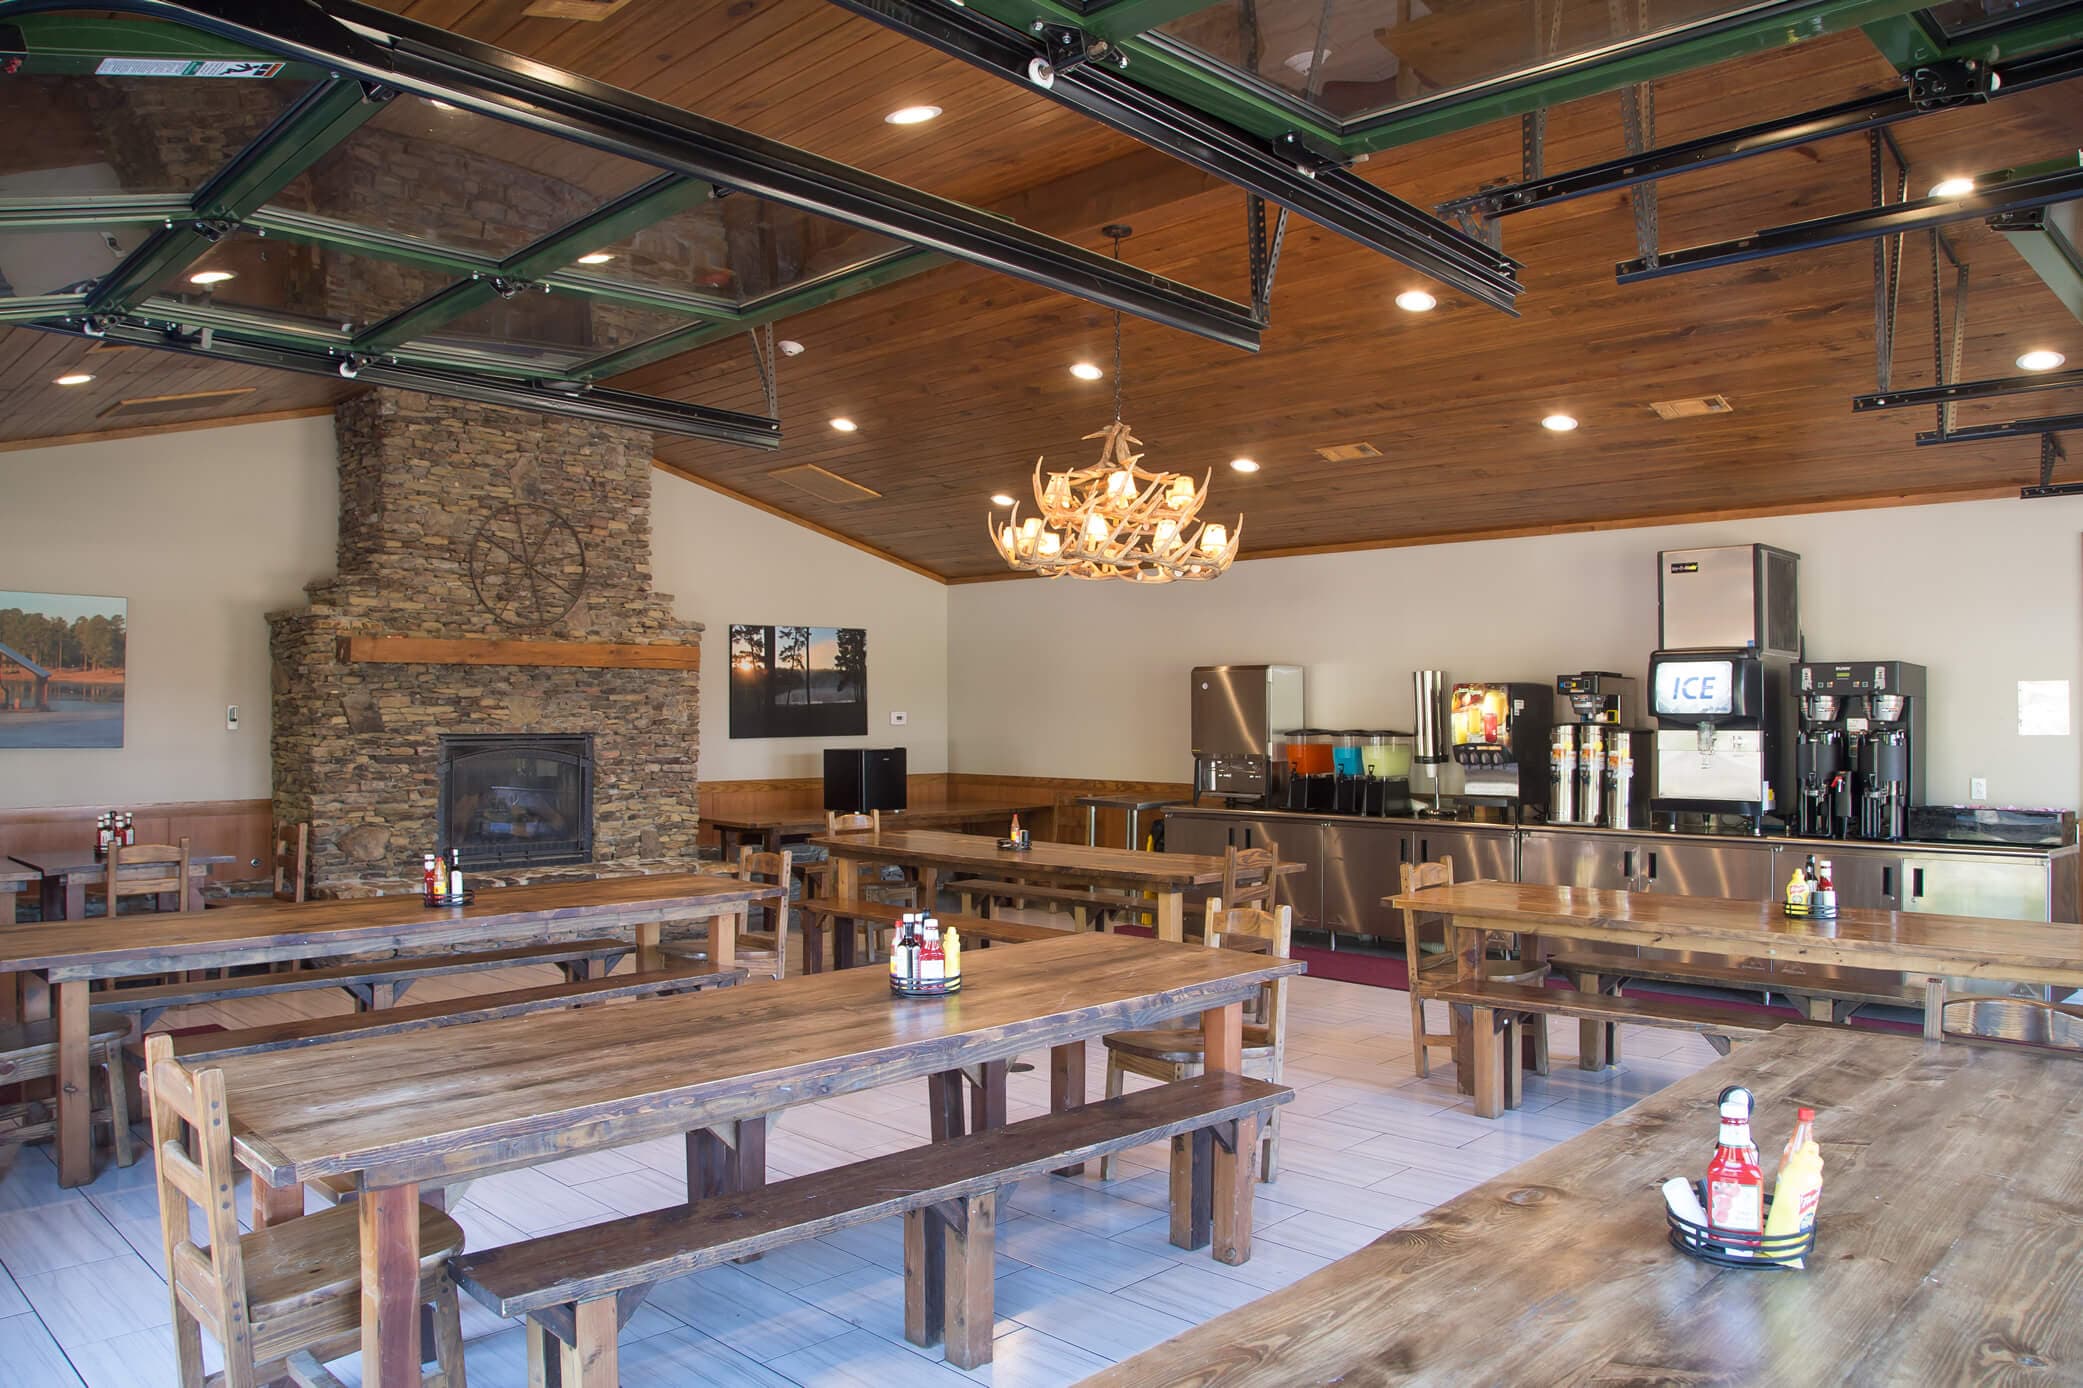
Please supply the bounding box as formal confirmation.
[728,623,868,739]
[0,590,127,749]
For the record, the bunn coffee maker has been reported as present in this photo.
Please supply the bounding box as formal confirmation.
[1796,661,1927,840]
[1650,545,1800,831]
[1552,672,1651,829]
[1449,682,1555,819]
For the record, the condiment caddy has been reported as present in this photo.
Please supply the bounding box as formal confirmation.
[94,811,135,860]
[1663,1086,1823,1269]
[1781,855,1837,919]
[422,849,473,907]
[996,814,1032,852]
[889,911,962,997]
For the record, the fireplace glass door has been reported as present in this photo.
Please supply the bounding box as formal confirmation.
[439,734,594,869]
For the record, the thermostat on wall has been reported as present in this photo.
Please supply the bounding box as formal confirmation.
[890,711,908,726]
[226,705,240,732]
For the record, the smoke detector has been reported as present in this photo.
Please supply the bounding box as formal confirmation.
[778,339,805,357]
[1649,394,1734,420]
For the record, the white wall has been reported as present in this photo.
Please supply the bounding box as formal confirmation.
[948,498,2083,810]
[0,417,339,809]
[649,474,949,781]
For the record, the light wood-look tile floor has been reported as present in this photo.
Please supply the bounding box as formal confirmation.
[0,959,1718,1387]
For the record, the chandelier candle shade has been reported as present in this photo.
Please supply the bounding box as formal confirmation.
[989,226,1242,582]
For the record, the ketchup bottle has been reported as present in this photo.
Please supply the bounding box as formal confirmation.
[1706,1085,1764,1253]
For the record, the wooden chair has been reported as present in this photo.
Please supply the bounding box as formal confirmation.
[1940,996,2083,1052]
[1099,899,1291,1182]
[0,1011,136,1168]
[1220,845,1278,913]
[1400,859,1550,1082]
[272,821,310,903]
[142,1035,468,1388]
[801,811,916,963]
[86,837,196,917]
[666,847,793,982]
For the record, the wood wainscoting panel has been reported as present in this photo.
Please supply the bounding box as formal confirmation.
[944,775,1196,848]
[0,799,273,887]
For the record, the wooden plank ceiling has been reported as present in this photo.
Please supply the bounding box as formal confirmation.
[1,0,2077,578]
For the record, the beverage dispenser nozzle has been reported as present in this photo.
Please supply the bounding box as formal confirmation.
[1696,722,1718,754]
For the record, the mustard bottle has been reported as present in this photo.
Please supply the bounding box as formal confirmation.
[1764,1106,1823,1267]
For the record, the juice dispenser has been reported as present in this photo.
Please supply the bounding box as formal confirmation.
[1449,683,1555,818]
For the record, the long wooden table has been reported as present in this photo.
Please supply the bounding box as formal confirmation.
[811,827,1296,943]
[706,800,1052,856]
[0,872,780,1187]
[10,851,236,918]
[1092,1025,2083,1384]
[1388,880,2083,1114]
[208,932,1301,1388]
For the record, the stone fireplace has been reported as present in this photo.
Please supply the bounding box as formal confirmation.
[270,389,701,896]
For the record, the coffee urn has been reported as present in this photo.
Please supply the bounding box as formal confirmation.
[1796,661,1927,840]
[1552,672,1651,829]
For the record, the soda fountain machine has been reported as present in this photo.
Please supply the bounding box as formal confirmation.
[1551,672,1653,829]
[1449,682,1555,819]
[1795,661,1927,840]
[1649,544,1801,831]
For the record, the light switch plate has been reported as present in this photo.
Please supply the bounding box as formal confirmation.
[1970,777,1988,801]
[226,704,239,731]
[890,710,908,726]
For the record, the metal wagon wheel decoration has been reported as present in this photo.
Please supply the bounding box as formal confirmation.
[467,501,587,630]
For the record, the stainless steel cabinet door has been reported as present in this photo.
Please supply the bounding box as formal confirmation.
[1240,817,1321,929]
[1518,832,1634,889]
[1410,826,1516,883]
[1903,853,2051,922]
[1163,814,1234,860]
[1321,821,1403,936]
[1638,839,1774,900]
[1773,846,1903,911]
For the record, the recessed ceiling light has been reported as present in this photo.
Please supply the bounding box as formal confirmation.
[2017,348,2066,372]
[52,372,93,386]
[885,105,942,125]
[575,252,615,265]
[1394,289,1437,313]
[1069,362,1104,381]
[188,269,235,285]
[1229,457,1260,473]
[1929,176,1976,198]
[1541,413,1579,432]
[990,493,1015,506]
[830,417,858,432]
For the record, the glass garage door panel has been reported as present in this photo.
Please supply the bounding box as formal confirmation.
[141,228,457,338]
[268,95,663,260]
[0,69,312,194]
[408,288,698,371]
[1160,0,1776,119]
[572,195,908,305]
[0,227,153,299]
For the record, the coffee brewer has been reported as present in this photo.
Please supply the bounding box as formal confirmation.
[1552,672,1652,829]
[1449,682,1555,818]
[1795,661,1927,840]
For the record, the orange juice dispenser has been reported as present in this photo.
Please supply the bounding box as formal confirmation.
[1449,683,1556,819]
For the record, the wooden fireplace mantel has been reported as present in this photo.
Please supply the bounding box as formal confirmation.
[334,636,700,670]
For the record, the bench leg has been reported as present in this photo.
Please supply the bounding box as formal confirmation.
[558,1298,617,1388]
[903,1206,946,1349]
[1470,1005,1504,1119]
[1201,1002,1254,1265]
[1502,1016,1524,1112]
[967,1060,1007,1133]
[1169,1127,1214,1251]
[252,1170,305,1229]
[942,1193,996,1369]
[928,1071,967,1142]
[1923,977,1947,1040]
[687,1116,768,1202]
[526,1321,561,1388]
[1571,972,1613,1071]
[802,919,826,974]
[1049,1042,1086,1176]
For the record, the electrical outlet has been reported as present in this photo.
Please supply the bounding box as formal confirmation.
[890,710,908,726]
[226,704,240,732]
[1970,776,1988,801]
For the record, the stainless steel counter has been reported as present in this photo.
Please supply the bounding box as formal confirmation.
[1162,805,2079,933]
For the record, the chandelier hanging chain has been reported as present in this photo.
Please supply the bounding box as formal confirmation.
[985,222,1243,583]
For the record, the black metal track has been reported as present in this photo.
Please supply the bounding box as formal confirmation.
[1854,365,2083,411]
[1440,46,2083,220]
[1915,411,2083,445]
[822,0,1524,315]
[0,0,1264,349]
[25,317,783,446]
[1616,165,2083,282]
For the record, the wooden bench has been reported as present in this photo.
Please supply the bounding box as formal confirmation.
[169,964,740,1061]
[456,1074,1292,1381]
[943,875,1147,928]
[1435,979,1789,1117]
[792,899,1068,971]
[92,939,632,1028]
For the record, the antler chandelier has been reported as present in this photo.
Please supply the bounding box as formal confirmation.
[989,227,1242,583]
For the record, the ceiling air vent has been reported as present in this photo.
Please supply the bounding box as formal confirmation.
[769,463,882,504]
[1649,394,1734,420]
[1314,441,1383,462]
[98,387,255,418]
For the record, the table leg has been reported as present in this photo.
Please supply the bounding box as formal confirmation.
[55,980,93,1187]
[1923,977,1947,1040]
[252,1170,306,1229]
[635,921,662,974]
[1086,805,1098,847]
[1126,810,1140,850]
[66,877,86,921]
[1470,1004,1504,1119]
[706,912,736,971]
[1199,1001,1254,1265]
[0,968,18,1028]
[1049,1041,1086,1176]
[1156,891,1184,944]
[360,1183,423,1388]
[39,874,65,921]
[563,1298,619,1387]
[833,852,860,970]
